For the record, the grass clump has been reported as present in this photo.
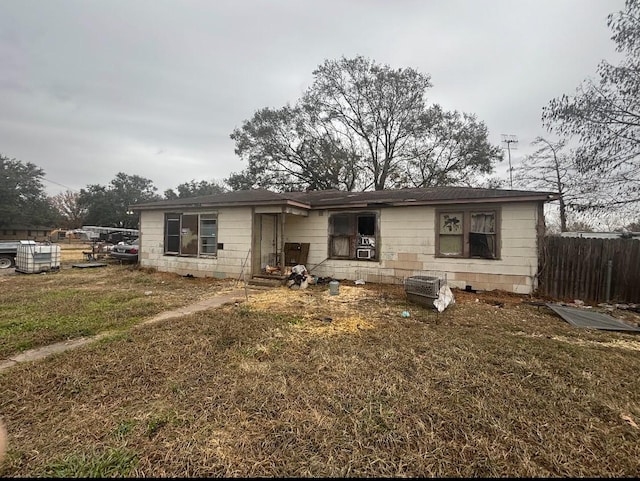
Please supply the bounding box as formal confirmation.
[39,447,138,478]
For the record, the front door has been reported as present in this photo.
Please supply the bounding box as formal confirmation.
[252,213,282,276]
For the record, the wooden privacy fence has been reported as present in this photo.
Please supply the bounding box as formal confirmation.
[537,236,640,304]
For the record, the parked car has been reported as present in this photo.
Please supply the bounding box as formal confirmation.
[109,238,139,262]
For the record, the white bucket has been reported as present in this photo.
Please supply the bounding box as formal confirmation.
[329,280,340,295]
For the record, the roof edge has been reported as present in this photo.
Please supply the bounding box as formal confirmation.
[310,193,559,210]
[132,198,311,211]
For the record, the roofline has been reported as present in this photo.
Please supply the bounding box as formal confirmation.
[132,191,559,211]
[0,225,55,230]
[309,193,560,210]
[132,198,311,212]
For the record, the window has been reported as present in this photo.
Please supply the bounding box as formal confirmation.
[329,212,378,260]
[470,212,496,258]
[437,209,499,259]
[164,213,218,257]
[439,212,464,256]
[165,214,180,253]
[200,215,217,255]
[180,214,198,255]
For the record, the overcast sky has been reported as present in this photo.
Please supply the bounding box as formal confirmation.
[0,0,623,196]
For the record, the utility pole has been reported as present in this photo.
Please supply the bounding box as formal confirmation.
[501,134,518,188]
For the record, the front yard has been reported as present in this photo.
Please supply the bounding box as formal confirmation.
[0,265,639,477]
[0,263,238,358]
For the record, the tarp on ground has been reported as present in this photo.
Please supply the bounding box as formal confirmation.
[546,303,640,332]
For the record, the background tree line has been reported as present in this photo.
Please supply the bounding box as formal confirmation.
[2,1,638,232]
[0,153,225,230]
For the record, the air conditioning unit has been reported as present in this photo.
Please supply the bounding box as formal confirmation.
[356,248,373,259]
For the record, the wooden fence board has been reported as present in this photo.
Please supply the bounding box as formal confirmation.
[538,237,640,303]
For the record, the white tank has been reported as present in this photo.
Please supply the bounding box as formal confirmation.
[15,241,61,274]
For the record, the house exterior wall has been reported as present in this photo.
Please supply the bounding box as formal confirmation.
[138,207,252,278]
[140,201,543,294]
[283,202,542,294]
[0,228,51,242]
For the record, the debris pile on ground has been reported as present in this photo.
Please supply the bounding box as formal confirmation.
[264,264,281,275]
[433,284,455,312]
[286,264,314,289]
[545,303,640,332]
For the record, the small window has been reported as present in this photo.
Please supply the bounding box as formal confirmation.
[180,214,199,256]
[437,208,499,259]
[164,213,218,257]
[200,216,217,255]
[330,214,353,258]
[329,212,378,260]
[438,213,464,256]
[165,214,180,254]
[470,212,496,258]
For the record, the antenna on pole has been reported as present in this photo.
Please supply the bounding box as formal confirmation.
[501,134,518,188]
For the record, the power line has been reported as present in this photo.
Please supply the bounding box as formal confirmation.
[501,134,518,189]
[41,177,79,193]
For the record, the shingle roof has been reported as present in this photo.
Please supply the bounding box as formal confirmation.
[132,186,559,211]
[288,186,558,207]
[0,224,54,230]
[133,188,303,209]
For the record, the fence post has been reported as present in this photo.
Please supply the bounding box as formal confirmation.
[606,259,613,303]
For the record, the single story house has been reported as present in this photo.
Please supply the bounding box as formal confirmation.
[0,225,53,242]
[132,186,559,294]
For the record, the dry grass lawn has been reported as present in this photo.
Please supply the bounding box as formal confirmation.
[0,265,639,477]
[0,259,239,358]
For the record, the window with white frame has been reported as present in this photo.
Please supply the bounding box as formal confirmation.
[164,213,218,256]
[436,208,499,259]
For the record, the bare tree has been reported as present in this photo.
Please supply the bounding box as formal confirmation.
[542,0,640,211]
[402,106,501,188]
[229,56,501,192]
[512,137,578,232]
[228,104,361,192]
[50,190,86,229]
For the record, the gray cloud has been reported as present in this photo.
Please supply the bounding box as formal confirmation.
[0,0,623,195]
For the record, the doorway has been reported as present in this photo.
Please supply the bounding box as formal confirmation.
[252,213,282,276]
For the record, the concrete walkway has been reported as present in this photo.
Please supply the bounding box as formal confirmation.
[0,287,258,372]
